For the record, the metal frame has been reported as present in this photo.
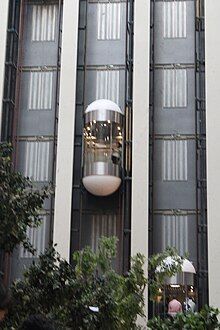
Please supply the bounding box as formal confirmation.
[0,0,22,287]
[195,0,208,308]
[70,0,88,255]
[149,0,155,261]
[70,0,134,274]
[0,0,63,282]
[1,0,21,142]
[149,0,208,314]
[121,0,133,274]
[49,0,63,242]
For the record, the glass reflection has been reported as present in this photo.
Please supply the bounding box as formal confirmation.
[84,121,122,167]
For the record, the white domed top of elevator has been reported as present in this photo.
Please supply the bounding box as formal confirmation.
[82,99,123,196]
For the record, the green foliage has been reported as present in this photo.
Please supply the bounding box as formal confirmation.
[147,306,220,330]
[147,316,172,330]
[1,237,147,329]
[148,247,183,301]
[0,143,50,253]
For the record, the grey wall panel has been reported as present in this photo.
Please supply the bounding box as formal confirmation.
[85,68,125,109]
[17,139,53,183]
[18,71,56,136]
[10,214,50,280]
[20,215,48,258]
[153,139,196,209]
[22,4,59,66]
[154,68,195,134]
[81,214,117,252]
[154,1,195,64]
[153,214,197,265]
[86,2,126,65]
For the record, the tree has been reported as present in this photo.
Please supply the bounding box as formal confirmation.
[0,142,50,297]
[0,142,50,253]
[1,237,147,329]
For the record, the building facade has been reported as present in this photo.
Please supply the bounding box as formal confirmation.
[0,0,219,317]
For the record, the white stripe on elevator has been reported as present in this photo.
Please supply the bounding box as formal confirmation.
[32,5,57,42]
[20,216,47,258]
[164,1,186,38]
[24,141,50,182]
[91,214,117,252]
[96,70,119,104]
[163,140,187,181]
[163,69,187,107]
[162,215,188,256]
[97,3,121,40]
[29,71,53,110]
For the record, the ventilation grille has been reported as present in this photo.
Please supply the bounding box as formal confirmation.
[29,71,53,110]
[20,216,47,258]
[32,5,57,42]
[96,70,119,104]
[97,3,121,40]
[163,140,187,181]
[164,1,186,38]
[163,69,187,108]
[162,215,188,256]
[23,141,50,182]
[91,214,117,252]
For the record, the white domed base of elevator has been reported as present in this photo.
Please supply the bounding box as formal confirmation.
[83,175,121,196]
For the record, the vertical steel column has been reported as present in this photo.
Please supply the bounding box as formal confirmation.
[1,0,21,142]
[70,0,87,254]
[148,0,155,317]
[195,0,208,308]
[0,0,22,287]
[49,0,63,242]
[122,0,134,274]
[149,0,155,259]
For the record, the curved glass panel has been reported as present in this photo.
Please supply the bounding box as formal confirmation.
[84,120,123,176]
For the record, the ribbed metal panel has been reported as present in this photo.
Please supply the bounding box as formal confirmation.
[162,215,188,256]
[164,1,186,38]
[29,71,53,110]
[96,70,119,103]
[97,3,121,40]
[32,5,57,42]
[163,69,187,107]
[163,140,188,181]
[24,141,50,181]
[91,214,117,252]
[20,215,47,258]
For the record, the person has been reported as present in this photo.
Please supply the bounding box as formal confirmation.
[21,314,55,330]
[111,141,122,165]
[184,297,196,312]
[167,296,182,318]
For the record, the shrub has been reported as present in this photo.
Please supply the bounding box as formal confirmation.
[147,306,220,330]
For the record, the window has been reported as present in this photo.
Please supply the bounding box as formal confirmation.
[163,139,187,181]
[96,69,120,104]
[29,71,53,110]
[163,69,187,108]
[162,215,188,256]
[20,216,47,258]
[32,5,57,42]
[164,1,186,39]
[97,2,121,40]
[23,140,51,182]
